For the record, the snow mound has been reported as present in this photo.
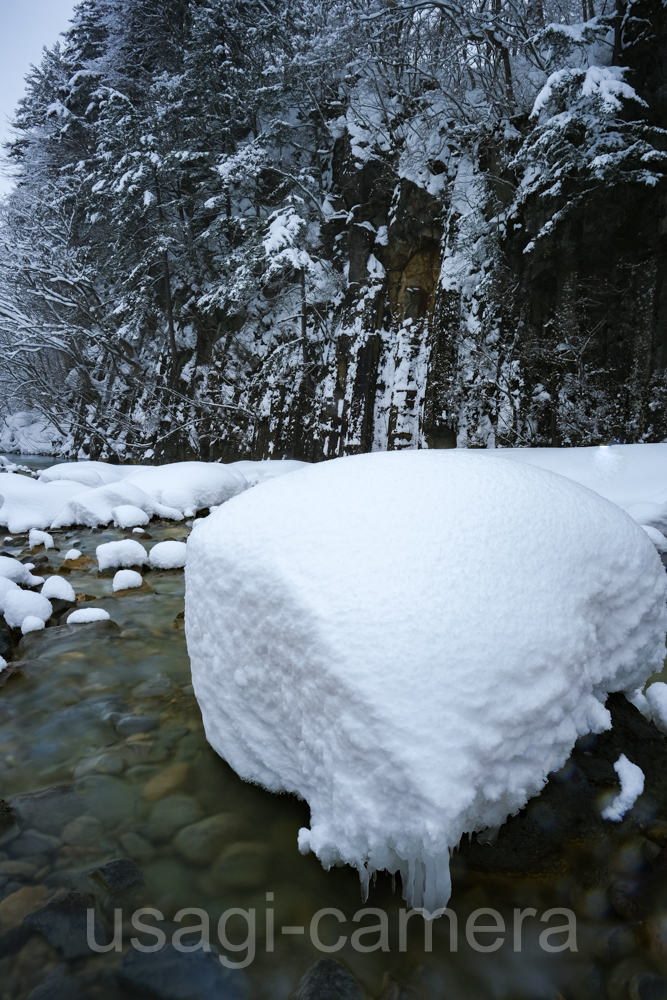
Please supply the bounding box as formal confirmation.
[0,577,19,611]
[112,504,150,528]
[3,590,52,629]
[646,682,667,734]
[39,461,132,487]
[64,549,82,560]
[640,524,667,552]
[229,459,309,487]
[0,474,87,533]
[97,539,148,570]
[601,755,645,822]
[185,451,667,911]
[124,461,248,514]
[0,556,44,587]
[149,540,187,570]
[21,616,45,634]
[51,481,182,529]
[41,576,76,602]
[29,529,54,550]
[67,607,110,624]
[113,569,143,592]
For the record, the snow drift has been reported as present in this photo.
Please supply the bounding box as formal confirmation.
[185,451,667,911]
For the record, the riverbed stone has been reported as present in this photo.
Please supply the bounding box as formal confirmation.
[133,673,173,698]
[9,830,62,859]
[26,975,85,1000]
[174,814,247,866]
[61,815,103,848]
[9,786,85,836]
[24,891,100,960]
[143,764,190,804]
[88,858,145,897]
[118,943,247,1000]
[116,715,159,737]
[0,885,48,930]
[0,861,37,879]
[119,831,155,864]
[146,795,203,841]
[210,842,270,890]
[73,752,125,778]
[293,959,362,1000]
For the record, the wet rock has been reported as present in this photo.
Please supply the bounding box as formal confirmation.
[61,555,95,571]
[114,580,155,598]
[89,858,145,897]
[0,616,14,659]
[0,799,18,846]
[74,753,125,778]
[630,973,667,1000]
[77,773,142,827]
[118,943,247,1000]
[9,830,62,858]
[119,831,155,864]
[0,923,32,958]
[24,891,101,960]
[16,619,121,657]
[174,814,247,866]
[26,975,85,1000]
[133,674,173,698]
[0,886,49,930]
[173,611,185,630]
[292,959,362,1000]
[61,815,104,848]
[0,861,37,879]
[210,842,270,890]
[116,715,159,737]
[9,785,84,837]
[143,764,190,804]
[47,598,74,623]
[145,795,203,841]
[378,974,410,1000]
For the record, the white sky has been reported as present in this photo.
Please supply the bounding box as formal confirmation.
[0,0,76,196]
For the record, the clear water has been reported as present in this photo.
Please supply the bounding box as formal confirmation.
[0,513,665,999]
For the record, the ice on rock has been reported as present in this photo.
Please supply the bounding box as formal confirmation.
[112,504,150,529]
[96,539,148,570]
[3,590,52,629]
[67,607,110,624]
[601,755,645,821]
[113,569,143,592]
[29,529,54,550]
[0,555,44,587]
[149,540,187,570]
[21,615,46,634]
[41,576,76,602]
[185,451,667,911]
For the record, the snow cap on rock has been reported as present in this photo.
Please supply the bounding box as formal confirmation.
[113,569,143,592]
[0,555,44,587]
[29,528,54,550]
[149,540,187,570]
[3,590,52,629]
[185,450,667,912]
[97,539,148,570]
[67,607,110,624]
[41,576,76,602]
[21,615,46,634]
[112,505,150,529]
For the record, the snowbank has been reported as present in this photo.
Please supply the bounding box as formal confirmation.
[149,540,187,570]
[51,481,183,529]
[97,539,147,570]
[185,451,667,911]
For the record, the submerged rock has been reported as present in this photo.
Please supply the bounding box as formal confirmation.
[24,891,101,959]
[118,944,247,1000]
[292,959,362,1000]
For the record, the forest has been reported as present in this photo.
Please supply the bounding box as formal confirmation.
[0,0,666,461]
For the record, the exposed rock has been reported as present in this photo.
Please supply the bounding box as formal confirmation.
[292,959,362,1000]
[118,944,247,1000]
[24,891,101,960]
[174,814,247,866]
[16,619,121,657]
[0,616,14,660]
[113,580,154,598]
[0,886,49,930]
[88,858,145,897]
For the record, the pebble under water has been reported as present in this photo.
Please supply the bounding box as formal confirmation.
[1,467,667,998]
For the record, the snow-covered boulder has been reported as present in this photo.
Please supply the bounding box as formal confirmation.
[113,569,143,592]
[39,461,132,487]
[97,539,148,570]
[149,540,187,570]
[0,474,87,533]
[112,504,150,529]
[3,590,52,629]
[124,461,248,516]
[41,576,76,602]
[29,529,54,550]
[67,607,110,624]
[51,482,182,529]
[185,451,667,911]
[0,556,44,587]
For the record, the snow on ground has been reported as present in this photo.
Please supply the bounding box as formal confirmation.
[0,459,307,531]
[149,540,187,570]
[96,540,148,570]
[601,755,645,822]
[185,450,667,911]
[67,607,110,624]
[113,569,143,592]
[41,576,76,602]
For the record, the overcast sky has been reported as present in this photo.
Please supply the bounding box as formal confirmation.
[0,0,76,196]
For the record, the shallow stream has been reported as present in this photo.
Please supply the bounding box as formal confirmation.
[0,460,667,1000]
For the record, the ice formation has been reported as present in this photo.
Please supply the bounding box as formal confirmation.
[601,755,645,822]
[113,569,143,592]
[149,540,187,570]
[185,451,667,911]
[67,608,110,624]
[96,539,148,570]
[41,576,76,602]
[3,590,52,629]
